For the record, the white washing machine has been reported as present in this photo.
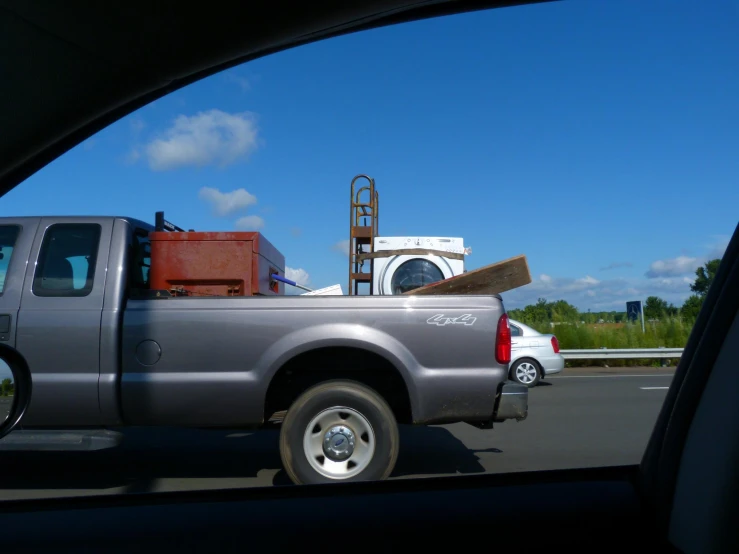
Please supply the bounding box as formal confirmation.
[372,236,466,295]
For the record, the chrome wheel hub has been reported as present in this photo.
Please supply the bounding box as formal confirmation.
[303,407,376,479]
[323,425,356,461]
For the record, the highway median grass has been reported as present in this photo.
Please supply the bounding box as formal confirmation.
[524,318,693,367]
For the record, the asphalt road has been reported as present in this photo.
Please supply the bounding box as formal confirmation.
[0,367,674,500]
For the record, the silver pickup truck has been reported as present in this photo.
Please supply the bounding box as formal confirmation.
[0,216,527,484]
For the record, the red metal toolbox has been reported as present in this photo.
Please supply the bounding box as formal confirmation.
[148,231,285,297]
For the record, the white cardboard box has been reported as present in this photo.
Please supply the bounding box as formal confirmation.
[300,284,344,296]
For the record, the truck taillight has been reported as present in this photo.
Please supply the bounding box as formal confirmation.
[551,336,560,353]
[495,313,511,364]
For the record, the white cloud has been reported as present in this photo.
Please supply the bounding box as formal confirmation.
[706,235,730,259]
[503,273,694,311]
[144,109,258,170]
[130,117,146,134]
[646,256,700,278]
[286,267,310,286]
[332,239,350,257]
[651,276,694,290]
[125,147,141,165]
[235,215,265,230]
[285,267,311,295]
[643,236,728,280]
[600,261,633,271]
[331,239,370,257]
[505,236,731,310]
[225,74,251,92]
[199,187,257,217]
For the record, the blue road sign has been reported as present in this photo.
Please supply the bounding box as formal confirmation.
[626,301,642,322]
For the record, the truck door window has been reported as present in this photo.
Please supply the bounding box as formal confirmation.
[0,226,21,295]
[130,229,151,290]
[32,224,102,297]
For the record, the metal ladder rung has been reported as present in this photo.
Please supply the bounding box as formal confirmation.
[349,175,379,296]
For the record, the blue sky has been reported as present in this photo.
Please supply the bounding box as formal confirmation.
[2,0,737,310]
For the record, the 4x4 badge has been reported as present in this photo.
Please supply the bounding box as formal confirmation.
[427,314,477,326]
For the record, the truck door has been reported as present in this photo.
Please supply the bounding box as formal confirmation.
[0,219,40,350]
[17,218,113,426]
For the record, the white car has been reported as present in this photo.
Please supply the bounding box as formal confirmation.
[508,319,565,387]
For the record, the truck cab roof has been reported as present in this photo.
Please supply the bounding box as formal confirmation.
[0,215,153,231]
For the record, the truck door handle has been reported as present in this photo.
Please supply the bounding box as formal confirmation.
[0,314,11,341]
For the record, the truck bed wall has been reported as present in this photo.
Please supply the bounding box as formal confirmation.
[120,294,507,427]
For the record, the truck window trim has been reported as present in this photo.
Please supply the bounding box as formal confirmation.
[0,224,21,297]
[32,223,102,298]
[129,227,151,292]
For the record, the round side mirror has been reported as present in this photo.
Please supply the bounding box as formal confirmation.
[0,357,32,440]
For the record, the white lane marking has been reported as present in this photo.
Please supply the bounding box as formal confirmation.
[550,374,674,379]
[641,386,670,390]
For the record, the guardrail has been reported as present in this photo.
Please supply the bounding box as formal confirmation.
[561,348,684,360]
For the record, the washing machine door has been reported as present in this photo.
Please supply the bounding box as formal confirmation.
[378,255,454,295]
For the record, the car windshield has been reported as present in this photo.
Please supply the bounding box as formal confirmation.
[0,0,735,500]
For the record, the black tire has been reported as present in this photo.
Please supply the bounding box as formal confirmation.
[510,358,541,388]
[279,380,399,485]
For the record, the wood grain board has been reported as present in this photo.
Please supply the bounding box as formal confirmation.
[402,254,531,296]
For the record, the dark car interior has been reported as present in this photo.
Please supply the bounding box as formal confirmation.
[0,1,737,552]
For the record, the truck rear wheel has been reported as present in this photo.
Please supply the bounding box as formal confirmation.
[279,380,399,485]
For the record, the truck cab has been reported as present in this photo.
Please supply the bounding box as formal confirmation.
[0,216,149,427]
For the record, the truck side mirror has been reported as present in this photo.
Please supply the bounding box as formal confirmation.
[0,357,32,440]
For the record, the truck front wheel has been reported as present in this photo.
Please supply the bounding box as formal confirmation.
[279,380,399,485]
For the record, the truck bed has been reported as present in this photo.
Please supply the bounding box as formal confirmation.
[119,294,507,428]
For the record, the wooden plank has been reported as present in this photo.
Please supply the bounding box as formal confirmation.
[357,248,465,262]
[402,254,531,296]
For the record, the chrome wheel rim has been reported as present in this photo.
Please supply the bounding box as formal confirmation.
[302,406,376,479]
[516,362,538,384]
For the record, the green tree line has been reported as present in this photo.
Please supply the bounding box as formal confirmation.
[0,378,13,397]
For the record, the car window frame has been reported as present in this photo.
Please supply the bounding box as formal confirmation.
[31,223,102,298]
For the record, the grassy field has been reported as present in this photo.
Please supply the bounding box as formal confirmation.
[524,318,693,367]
